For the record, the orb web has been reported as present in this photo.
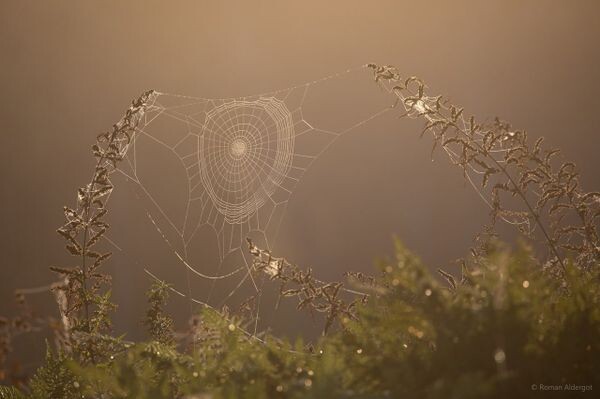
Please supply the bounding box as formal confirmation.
[105,66,394,334]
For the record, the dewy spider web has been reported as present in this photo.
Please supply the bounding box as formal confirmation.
[108,66,392,333]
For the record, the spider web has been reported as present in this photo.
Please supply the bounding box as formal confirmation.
[105,66,392,334]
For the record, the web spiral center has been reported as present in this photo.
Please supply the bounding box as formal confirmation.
[230,137,248,159]
[199,98,295,224]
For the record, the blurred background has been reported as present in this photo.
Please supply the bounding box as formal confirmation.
[1,0,599,372]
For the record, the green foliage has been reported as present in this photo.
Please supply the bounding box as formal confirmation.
[144,281,175,346]
[333,240,599,397]
[28,347,80,399]
[8,241,599,398]
[0,386,26,399]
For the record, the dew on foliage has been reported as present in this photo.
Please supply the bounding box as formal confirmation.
[494,348,506,364]
[408,325,424,339]
[414,100,427,114]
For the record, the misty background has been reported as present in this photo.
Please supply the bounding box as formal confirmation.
[1,0,599,369]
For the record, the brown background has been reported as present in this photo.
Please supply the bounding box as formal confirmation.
[1,0,599,367]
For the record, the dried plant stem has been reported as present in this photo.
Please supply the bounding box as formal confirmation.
[367,63,599,276]
[247,239,368,335]
[52,90,157,361]
[424,104,567,273]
